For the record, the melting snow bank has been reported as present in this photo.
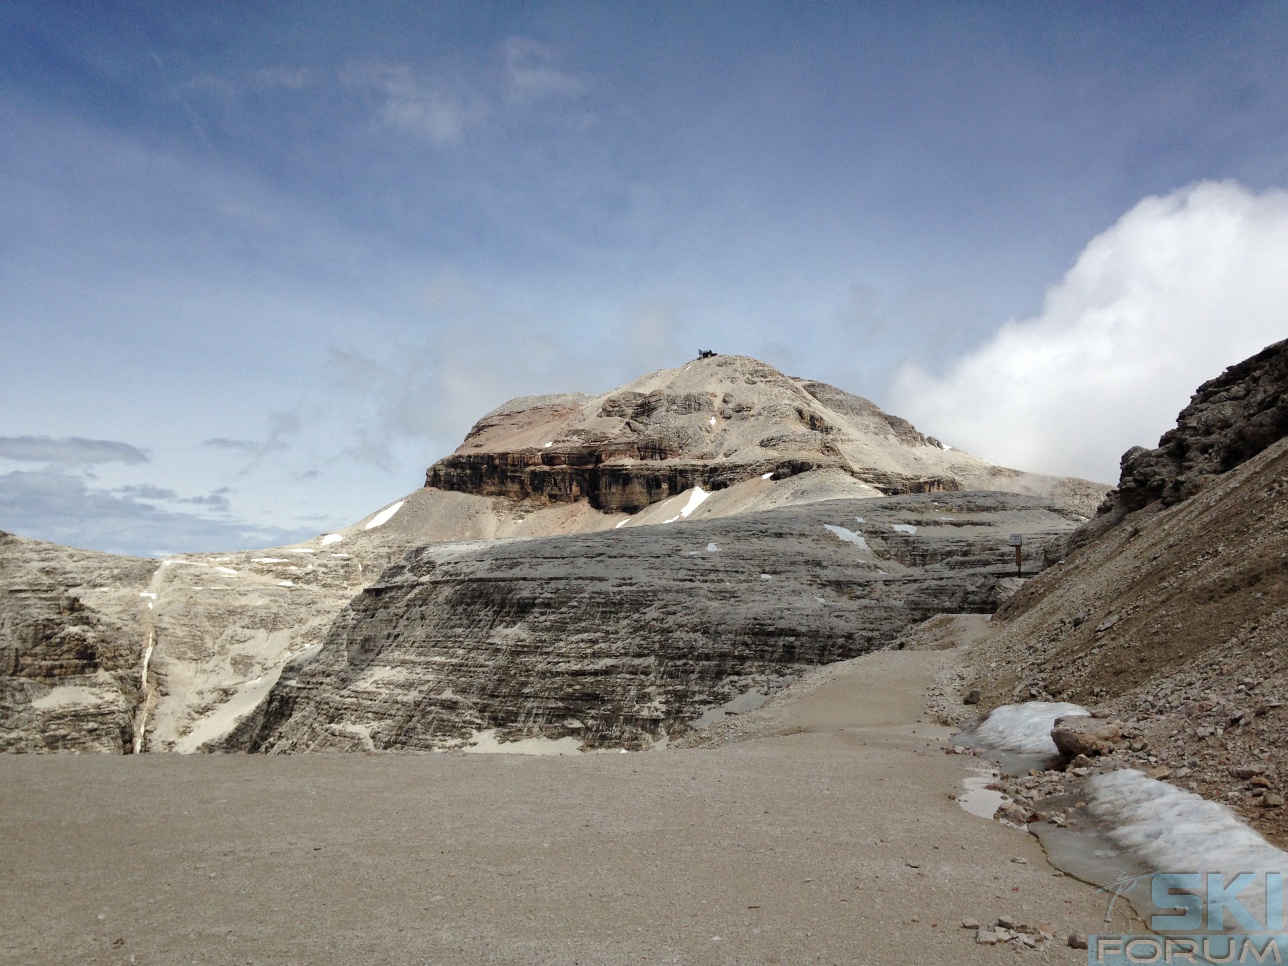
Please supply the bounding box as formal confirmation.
[1088,768,1288,923]
[364,500,405,530]
[969,702,1089,756]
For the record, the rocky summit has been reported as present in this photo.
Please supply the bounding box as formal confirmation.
[427,354,1105,516]
[0,354,1102,755]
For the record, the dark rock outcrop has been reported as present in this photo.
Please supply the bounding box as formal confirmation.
[229,493,1081,753]
[1088,338,1288,535]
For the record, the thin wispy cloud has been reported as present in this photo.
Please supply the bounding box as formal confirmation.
[341,63,481,146]
[0,436,150,465]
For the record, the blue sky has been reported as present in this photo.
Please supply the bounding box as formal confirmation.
[2,2,1287,556]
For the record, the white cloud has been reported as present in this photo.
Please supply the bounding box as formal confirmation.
[888,181,1288,483]
[341,63,481,146]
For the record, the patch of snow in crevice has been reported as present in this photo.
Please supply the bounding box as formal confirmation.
[823,524,869,552]
[854,516,864,523]
[277,581,294,587]
[615,519,629,529]
[706,542,718,552]
[215,567,237,576]
[761,472,774,480]
[760,573,772,580]
[663,487,709,524]
[708,416,716,427]
[891,524,917,535]
[365,500,405,530]
[252,558,288,564]
[320,533,342,545]
[970,702,1089,756]
[678,486,710,518]
[1088,769,1288,929]
[139,592,157,600]
[289,549,315,554]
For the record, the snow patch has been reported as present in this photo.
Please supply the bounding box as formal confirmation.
[215,567,237,576]
[760,573,772,580]
[252,558,288,564]
[761,472,774,480]
[662,486,710,524]
[615,519,629,529]
[365,500,405,530]
[823,524,869,552]
[1088,769,1288,929]
[277,581,294,587]
[706,542,718,552]
[544,441,553,448]
[891,524,917,535]
[289,549,315,554]
[139,592,157,600]
[320,533,343,545]
[971,701,1089,756]
[708,416,716,427]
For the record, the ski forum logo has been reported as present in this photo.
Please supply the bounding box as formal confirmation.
[1091,871,1286,964]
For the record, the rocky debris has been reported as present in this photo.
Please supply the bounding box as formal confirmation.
[229,493,1080,753]
[1079,336,1288,541]
[974,918,1057,950]
[1051,716,1122,757]
[426,355,1105,517]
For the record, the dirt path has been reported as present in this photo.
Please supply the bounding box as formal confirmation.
[0,648,1129,965]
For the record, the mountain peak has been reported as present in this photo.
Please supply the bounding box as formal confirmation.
[428,355,1104,516]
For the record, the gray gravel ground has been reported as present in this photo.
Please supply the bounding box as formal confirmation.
[0,650,1133,965]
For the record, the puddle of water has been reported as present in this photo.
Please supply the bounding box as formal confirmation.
[957,767,1007,820]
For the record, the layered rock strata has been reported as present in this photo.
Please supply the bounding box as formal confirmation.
[0,532,157,752]
[230,492,1082,753]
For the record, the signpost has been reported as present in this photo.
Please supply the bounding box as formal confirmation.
[1009,533,1023,577]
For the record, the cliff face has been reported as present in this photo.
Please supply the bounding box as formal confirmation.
[229,492,1082,753]
[0,532,157,752]
[426,355,1105,517]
